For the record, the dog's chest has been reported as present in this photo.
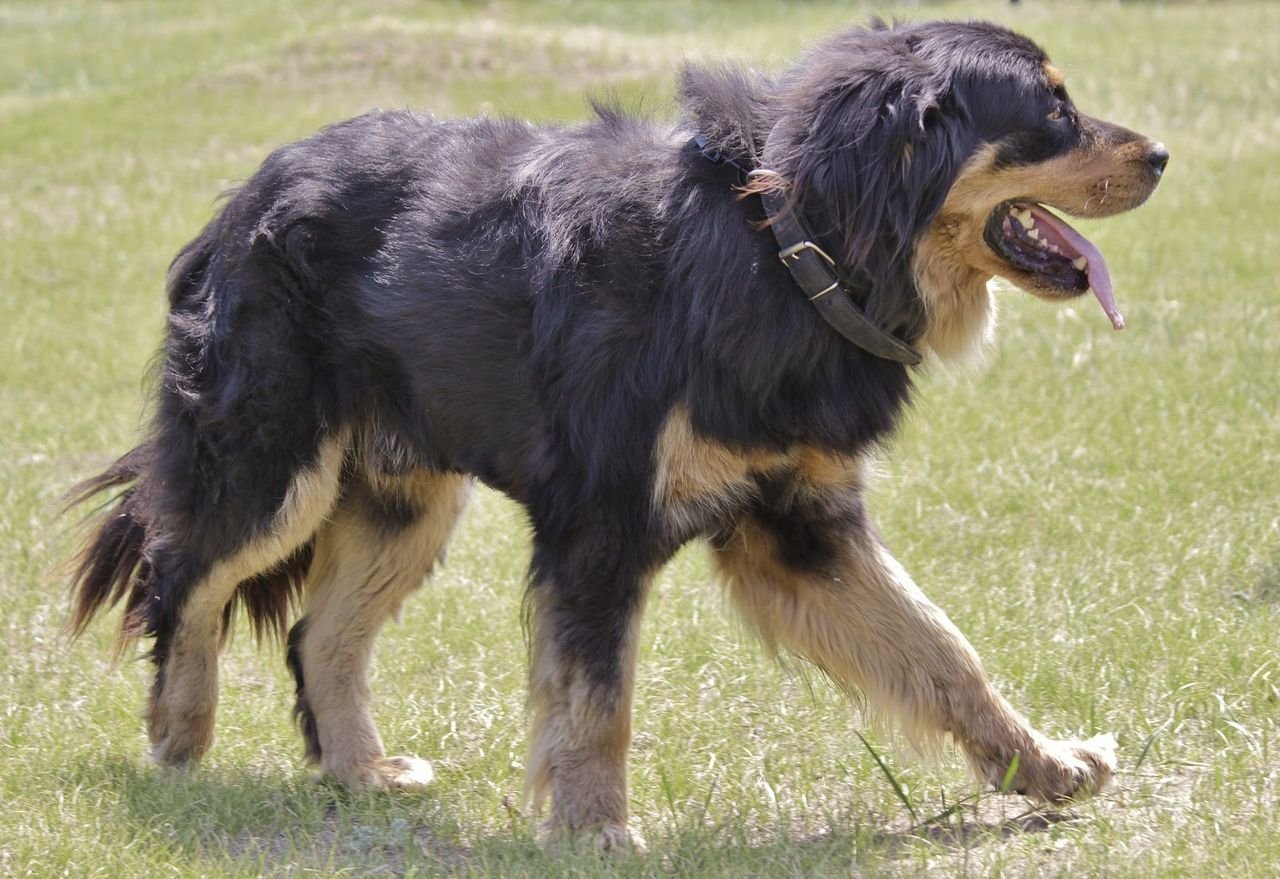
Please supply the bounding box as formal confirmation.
[651,406,862,537]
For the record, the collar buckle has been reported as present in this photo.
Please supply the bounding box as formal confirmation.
[778,239,836,267]
[689,134,922,366]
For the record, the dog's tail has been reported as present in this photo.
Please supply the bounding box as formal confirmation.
[63,443,155,647]
[63,219,218,647]
[65,219,321,650]
[64,434,314,652]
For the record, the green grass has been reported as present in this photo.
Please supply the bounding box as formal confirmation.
[2,0,1278,875]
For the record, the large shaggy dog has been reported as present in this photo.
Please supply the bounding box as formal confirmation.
[68,20,1166,848]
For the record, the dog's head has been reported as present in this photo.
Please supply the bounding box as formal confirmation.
[741,20,1168,360]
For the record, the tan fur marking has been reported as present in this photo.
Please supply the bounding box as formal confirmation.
[652,405,789,530]
[525,588,646,848]
[713,475,1115,801]
[147,436,349,765]
[914,123,1160,362]
[937,141,1157,228]
[912,213,996,362]
[794,447,861,493]
[1043,62,1066,90]
[301,471,472,789]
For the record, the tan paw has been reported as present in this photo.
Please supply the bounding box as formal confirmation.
[593,821,645,853]
[380,755,435,788]
[540,820,644,855]
[327,755,435,790]
[146,722,214,768]
[1003,733,1117,802]
[145,691,216,769]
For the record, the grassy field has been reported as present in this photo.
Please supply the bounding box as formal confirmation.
[2,0,1278,875]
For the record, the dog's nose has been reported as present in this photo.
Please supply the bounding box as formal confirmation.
[1146,142,1170,177]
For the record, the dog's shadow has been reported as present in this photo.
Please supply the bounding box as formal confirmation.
[637,803,1083,875]
[855,806,1080,856]
[72,756,482,871]
[74,756,1081,874]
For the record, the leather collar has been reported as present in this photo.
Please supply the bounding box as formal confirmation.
[690,134,922,366]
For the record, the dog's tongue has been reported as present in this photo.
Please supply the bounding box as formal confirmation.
[1028,205,1125,330]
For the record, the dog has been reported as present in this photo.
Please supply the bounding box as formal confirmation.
[67,19,1167,849]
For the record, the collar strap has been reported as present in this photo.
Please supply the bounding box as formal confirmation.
[689,135,922,366]
[758,187,922,365]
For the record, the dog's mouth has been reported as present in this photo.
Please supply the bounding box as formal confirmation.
[983,201,1124,330]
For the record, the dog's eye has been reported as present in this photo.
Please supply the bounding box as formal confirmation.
[1047,107,1064,121]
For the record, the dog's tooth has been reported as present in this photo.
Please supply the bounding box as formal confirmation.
[1027,228,1040,241]
[1072,256,1088,270]
[1014,209,1033,229]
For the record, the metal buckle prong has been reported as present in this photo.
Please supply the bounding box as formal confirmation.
[778,240,837,268]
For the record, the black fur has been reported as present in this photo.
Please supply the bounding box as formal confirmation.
[222,541,314,645]
[286,617,321,762]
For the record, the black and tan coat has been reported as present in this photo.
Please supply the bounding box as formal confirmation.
[67,18,1166,850]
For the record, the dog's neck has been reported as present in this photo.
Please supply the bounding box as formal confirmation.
[691,133,923,366]
[912,219,997,364]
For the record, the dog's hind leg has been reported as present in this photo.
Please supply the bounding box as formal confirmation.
[712,458,1115,804]
[146,437,347,766]
[287,471,471,789]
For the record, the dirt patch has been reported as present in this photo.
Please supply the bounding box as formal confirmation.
[221,810,471,875]
[202,18,674,98]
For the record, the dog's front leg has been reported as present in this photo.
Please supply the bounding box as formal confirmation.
[712,482,1115,803]
[524,542,653,852]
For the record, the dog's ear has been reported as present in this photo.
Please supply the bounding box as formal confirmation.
[790,74,968,277]
[772,34,976,333]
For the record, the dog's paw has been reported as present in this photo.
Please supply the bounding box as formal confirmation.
[326,755,435,790]
[540,820,645,855]
[145,697,216,769]
[593,821,645,854]
[381,755,436,788]
[1005,733,1116,802]
[147,740,203,769]
[146,724,214,769]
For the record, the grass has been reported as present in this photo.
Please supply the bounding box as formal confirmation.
[1,0,1278,875]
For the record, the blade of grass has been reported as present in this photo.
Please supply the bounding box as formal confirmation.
[854,730,917,824]
[1000,752,1022,794]
[1133,721,1168,774]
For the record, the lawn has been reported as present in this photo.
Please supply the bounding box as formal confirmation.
[1,0,1277,876]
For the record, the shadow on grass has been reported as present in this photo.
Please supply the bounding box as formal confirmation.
[1228,554,1280,608]
[66,756,1083,875]
[67,756,492,874]
[873,805,1080,853]
[1251,557,1280,605]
